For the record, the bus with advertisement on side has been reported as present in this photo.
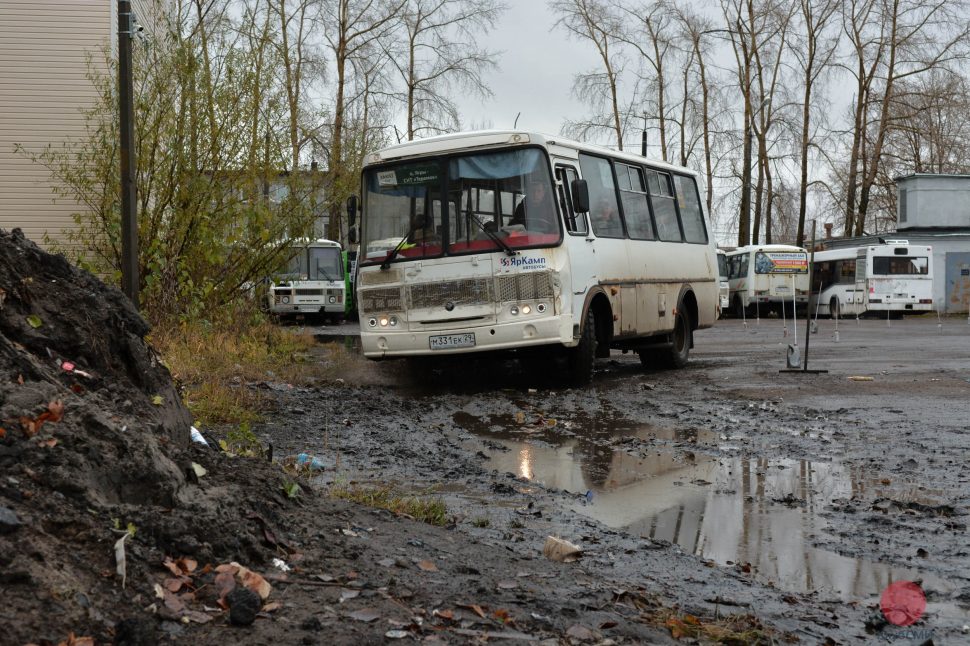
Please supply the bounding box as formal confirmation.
[725,244,809,318]
[810,240,934,318]
[268,238,354,322]
[348,130,719,386]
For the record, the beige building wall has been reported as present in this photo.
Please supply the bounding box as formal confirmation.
[0,0,112,248]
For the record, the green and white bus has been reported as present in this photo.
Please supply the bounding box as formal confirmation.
[352,131,719,385]
[268,238,353,322]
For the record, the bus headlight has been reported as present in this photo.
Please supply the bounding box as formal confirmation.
[281,296,290,304]
[329,296,336,303]
[379,316,390,327]
[368,317,378,327]
[521,305,532,315]
[510,305,519,315]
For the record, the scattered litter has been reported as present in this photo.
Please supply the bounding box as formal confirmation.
[25,314,42,329]
[542,536,583,563]
[189,426,209,446]
[191,462,207,478]
[385,630,409,639]
[416,559,438,572]
[271,558,291,572]
[295,453,325,470]
[115,531,131,587]
[847,375,874,382]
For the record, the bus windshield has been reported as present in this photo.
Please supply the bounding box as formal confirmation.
[872,256,929,275]
[362,148,560,264]
[279,245,343,281]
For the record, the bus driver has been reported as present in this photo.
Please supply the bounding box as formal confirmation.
[511,180,557,233]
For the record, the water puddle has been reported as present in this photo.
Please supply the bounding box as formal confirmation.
[454,410,956,605]
[314,333,361,352]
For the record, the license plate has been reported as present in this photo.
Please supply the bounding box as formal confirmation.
[429,333,475,350]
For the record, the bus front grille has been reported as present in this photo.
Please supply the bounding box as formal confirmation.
[409,278,493,309]
[295,289,324,296]
[358,287,404,313]
[496,272,554,302]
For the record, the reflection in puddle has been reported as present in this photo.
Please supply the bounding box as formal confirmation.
[454,410,953,603]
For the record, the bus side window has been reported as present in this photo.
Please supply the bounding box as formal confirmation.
[673,175,707,243]
[556,166,587,235]
[647,171,682,242]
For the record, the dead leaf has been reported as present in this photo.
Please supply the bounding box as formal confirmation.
[162,589,185,613]
[234,562,272,600]
[542,536,583,562]
[183,610,213,624]
[666,617,687,640]
[164,577,185,593]
[163,558,182,577]
[683,615,700,626]
[458,603,487,619]
[37,438,57,448]
[17,374,23,385]
[57,633,95,646]
[0,427,5,439]
[339,589,360,603]
[433,609,454,621]
[176,557,198,574]
[566,624,595,641]
[416,559,438,572]
[514,411,525,424]
[152,395,163,405]
[261,601,283,613]
[47,400,64,422]
[348,608,381,623]
[25,314,42,329]
[493,608,513,624]
[214,570,236,606]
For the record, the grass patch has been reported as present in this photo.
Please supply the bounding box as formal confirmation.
[151,312,322,426]
[330,485,448,526]
[471,517,491,528]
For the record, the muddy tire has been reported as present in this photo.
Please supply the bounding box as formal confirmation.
[661,307,691,369]
[829,297,840,320]
[733,295,747,319]
[566,309,597,387]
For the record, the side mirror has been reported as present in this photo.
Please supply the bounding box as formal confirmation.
[348,227,358,245]
[347,195,358,228]
[571,179,590,213]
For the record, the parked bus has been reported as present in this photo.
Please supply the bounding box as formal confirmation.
[352,130,719,385]
[268,238,352,321]
[726,244,809,318]
[716,249,729,317]
[810,241,933,318]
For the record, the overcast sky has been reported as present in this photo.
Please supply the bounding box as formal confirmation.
[454,1,601,138]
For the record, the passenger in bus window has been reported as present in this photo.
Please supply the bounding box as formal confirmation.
[511,180,557,233]
[592,198,622,237]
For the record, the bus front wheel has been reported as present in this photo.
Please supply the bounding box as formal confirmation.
[733,296,747,319]
[566,309,597,387]
[830,297,840,319]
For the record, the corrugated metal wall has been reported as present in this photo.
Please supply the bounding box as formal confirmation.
[0,1,110,247]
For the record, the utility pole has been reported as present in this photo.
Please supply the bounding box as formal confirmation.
[118,0,138,308]
[641,112,648,157]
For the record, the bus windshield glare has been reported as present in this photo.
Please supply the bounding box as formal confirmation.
[362,148,560,264]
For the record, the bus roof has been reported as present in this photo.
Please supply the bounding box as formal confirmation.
[727,244,806,255]
[364,130,698,178]
[283,237,341,249]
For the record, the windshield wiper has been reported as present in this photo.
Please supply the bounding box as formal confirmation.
[381,222,421,270]
[468,212,517,257]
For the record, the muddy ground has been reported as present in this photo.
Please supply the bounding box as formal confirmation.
[3,226,967,646]
[255,314,970,644]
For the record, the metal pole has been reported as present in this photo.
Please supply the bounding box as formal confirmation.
[803,220,816,370]
[119,0,138,308]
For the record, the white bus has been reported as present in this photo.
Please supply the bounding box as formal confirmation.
[716,249,729,317]
[352,130,719,385]
[811,241,934,318]
[725,244,809,318]
[268,238,349,321]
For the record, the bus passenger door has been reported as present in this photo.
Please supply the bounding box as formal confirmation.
[555,164,596,317]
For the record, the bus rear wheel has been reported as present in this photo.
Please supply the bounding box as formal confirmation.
[566,309,597,387]
[662,307,691,368]
[829,297,840,319]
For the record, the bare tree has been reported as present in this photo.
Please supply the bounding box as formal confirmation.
[790,0,839,246]
[551,0,628,149]
[843,0,970,236]
[320,0,407,240]
[387,0,505,140]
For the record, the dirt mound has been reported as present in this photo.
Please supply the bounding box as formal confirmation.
[0,230,297,644]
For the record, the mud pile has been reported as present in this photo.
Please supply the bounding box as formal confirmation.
[0,230,297,644]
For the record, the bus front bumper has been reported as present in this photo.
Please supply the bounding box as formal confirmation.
[270,303,344,315]
[361,316,570,359]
